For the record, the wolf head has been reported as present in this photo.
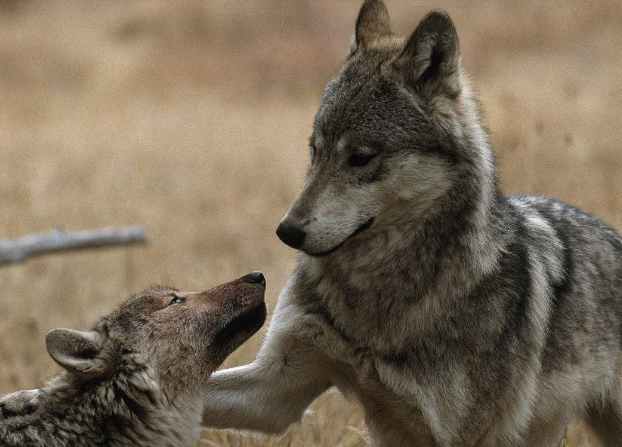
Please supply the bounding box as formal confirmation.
[277,1,491,257]
[45,272,267,398]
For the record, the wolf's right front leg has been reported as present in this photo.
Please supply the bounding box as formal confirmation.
[0,389,41,419]
[201,355,332,434]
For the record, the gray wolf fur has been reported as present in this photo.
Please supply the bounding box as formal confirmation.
[202,2,622,446]
[0,273,266,447]
[3,2,622,446]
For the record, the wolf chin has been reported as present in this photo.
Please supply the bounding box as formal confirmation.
[3,1,622,446]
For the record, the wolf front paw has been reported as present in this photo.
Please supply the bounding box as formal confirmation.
[0,389,40,419]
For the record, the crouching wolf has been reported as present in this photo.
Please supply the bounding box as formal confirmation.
[0,272,267,447]
[4,2,622,446]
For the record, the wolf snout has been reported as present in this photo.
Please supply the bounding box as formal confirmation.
[276,222,306,249]
[243,271,266,288]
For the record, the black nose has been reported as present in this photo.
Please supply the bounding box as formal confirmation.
[245,271,266,287]
[276,223,306,249]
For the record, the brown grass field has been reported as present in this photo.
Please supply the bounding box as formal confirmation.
[0,1,620,445]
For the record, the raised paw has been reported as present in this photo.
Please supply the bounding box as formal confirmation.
[0,389,40,420]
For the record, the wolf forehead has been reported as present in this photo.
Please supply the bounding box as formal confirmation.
[92,286,180,328]
[312,43,451,156]
[122,285,180,308]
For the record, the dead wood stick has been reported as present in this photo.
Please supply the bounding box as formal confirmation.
[0,225,148,266]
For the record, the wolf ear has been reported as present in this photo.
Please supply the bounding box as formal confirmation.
[394,10,461,97]
[350,0,393,54]
[46,328,107,376]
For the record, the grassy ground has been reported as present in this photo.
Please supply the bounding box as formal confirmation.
[0,1,620,445]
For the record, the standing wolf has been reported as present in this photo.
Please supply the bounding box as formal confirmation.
[201,3,622,446]
[201,2,622,446]
[3,1,622,446]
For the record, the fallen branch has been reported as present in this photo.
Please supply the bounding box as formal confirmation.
[0,225,148,266]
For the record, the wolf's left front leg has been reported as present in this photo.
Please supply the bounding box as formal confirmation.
[202,278,337,434]
[201,348,332,435]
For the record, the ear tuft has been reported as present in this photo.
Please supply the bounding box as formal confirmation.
[394,9,461,97]
[46,328,107,376]
[352,0,393,53]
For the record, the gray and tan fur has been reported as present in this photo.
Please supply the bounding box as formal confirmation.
[3,2,622,446]
[0,273,266,447]
[200,2,622,446]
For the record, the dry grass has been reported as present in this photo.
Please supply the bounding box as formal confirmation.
[0,1,620,446]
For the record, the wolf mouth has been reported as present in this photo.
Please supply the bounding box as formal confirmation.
[308,217,375,258]
[215,303,267,343]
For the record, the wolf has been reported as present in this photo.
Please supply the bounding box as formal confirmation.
[4,1,622,446]
[0,272,267,447]
[204,3,622,446]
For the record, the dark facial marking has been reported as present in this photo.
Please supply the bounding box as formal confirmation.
[348,152,378,167]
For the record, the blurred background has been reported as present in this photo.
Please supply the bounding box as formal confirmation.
[0,1,620,446]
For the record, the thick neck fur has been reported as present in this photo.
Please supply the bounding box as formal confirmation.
[297,79,508,354]
[0,355,202,447]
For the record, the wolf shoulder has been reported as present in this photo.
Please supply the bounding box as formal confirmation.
[509,194,622,268]
[505,194,622,374]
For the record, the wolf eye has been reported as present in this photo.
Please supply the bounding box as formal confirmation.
[169,296,186,306]
[348,152,377,167]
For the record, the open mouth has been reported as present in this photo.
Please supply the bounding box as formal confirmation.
[214,303,267,343]
[308,216,375,257]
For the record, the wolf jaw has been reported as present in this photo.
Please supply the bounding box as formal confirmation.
[308,216,375,257]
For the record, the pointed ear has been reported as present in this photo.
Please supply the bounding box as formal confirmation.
[46,328,107,376]
[394,10,461,97]
[350,0,393,54]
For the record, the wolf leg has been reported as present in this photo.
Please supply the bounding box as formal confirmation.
[201,358,332,434]
[0,389,41,419]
